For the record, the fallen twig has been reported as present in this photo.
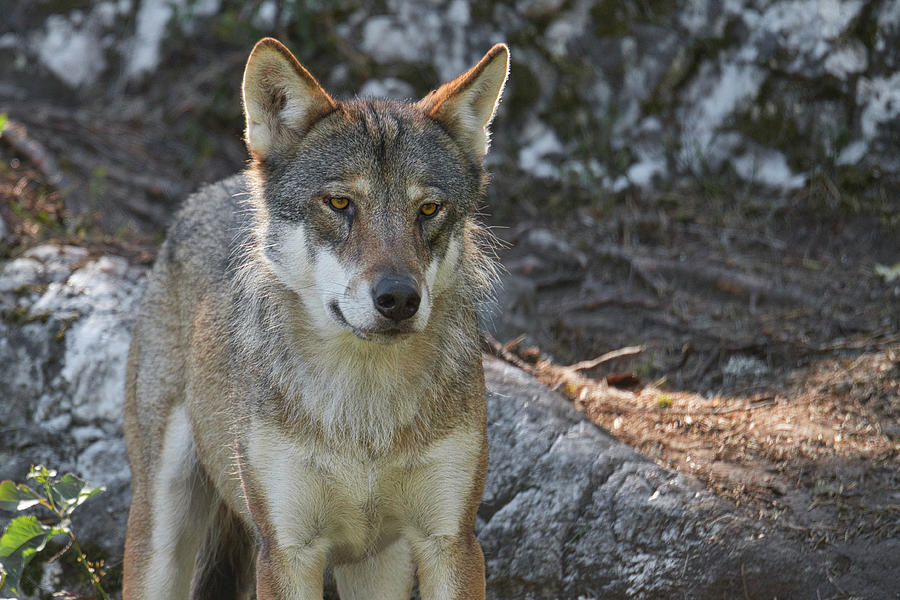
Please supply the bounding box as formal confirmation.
[486,334,532,372]
[565,345,644,372]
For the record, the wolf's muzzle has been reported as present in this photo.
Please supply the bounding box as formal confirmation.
[372,275,421,322]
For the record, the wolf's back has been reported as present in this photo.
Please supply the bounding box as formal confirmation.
[158,174,250,287]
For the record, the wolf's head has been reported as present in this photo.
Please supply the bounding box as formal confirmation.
[241,38,507,343]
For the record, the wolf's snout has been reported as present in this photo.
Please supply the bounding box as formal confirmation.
[372,276,421,322]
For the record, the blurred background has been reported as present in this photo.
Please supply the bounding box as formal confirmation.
[0,0,897,592]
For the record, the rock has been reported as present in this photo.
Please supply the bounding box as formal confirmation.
[479,271,538,344]
[521,228,587,268]
[0,257,42,293]
[358,77,416,100]
[516,0,566,20]
[732,145,807,189]
[3,0,897,220]
[0,245,146,555]
[542,0,593,58]
[856,71,900,173]
[33,14,107,88]
[126,0,220,79]
[749,0,865,76]
[722,354,770,380]
[874,1,900,71]
[678,58,767,173]
[357,0,492,82]
[624,117,668,189]
[251,0,289,31]
[360,15,426,65]
[836,139,868,166]
[517,119,565,179]
[824,40,868,80]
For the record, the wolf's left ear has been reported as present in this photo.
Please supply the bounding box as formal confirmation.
[418,44,509,158]
[242,38,336,161]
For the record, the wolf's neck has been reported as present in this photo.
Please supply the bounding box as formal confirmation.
[232,258,478,452]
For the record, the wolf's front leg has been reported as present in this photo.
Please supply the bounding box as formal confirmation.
[122,405,218,600]
[413,532,485,600]
[240,433,334,600]
[254,540,329,600]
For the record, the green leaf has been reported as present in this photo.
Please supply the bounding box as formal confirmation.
[0,516,55,596]
[0,113,6,136]
[26,465,56,487]
[48,474,105,518]
[0,481,42,512]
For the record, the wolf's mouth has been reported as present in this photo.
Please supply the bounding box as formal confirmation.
[327,301,412,341]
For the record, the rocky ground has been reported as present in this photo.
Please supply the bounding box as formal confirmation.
[1,0,898,598]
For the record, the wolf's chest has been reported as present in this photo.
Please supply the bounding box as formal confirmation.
[245,420,480,564]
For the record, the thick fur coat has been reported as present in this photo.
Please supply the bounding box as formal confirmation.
[122,38,508,600]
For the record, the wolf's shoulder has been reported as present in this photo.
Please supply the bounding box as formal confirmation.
[156,172,252,282]
[169,172,250,245]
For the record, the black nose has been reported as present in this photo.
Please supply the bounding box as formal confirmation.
[372,275,421,322]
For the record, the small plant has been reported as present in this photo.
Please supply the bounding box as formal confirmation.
[656,394,674,410]
[0,465,108,599]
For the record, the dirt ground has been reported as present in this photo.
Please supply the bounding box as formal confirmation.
[2,108,898,596]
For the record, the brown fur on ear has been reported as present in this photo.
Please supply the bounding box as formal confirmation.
[417,44,510,159]
[242,38,337,161]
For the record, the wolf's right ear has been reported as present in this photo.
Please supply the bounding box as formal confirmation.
[417,44,509,159]
[242,38,336,161]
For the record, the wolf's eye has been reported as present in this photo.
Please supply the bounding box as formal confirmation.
[328,197,350,211]
[420,202,440,217]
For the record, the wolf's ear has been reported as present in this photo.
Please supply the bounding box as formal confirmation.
[242,38,336,161]
[418,44,509,158]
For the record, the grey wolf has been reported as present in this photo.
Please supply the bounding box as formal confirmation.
[122,37,508,599]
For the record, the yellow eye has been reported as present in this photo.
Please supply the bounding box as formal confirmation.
[420,202,439,217]
[329,197,350,210]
